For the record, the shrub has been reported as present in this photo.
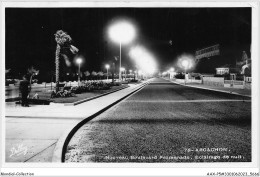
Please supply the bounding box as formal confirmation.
[175,73,185,79]
[69,81,112,94]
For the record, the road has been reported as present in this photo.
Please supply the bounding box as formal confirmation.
[65,78,251,163]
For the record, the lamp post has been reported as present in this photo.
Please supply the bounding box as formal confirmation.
[182,60,189,85]
[76,58,82,86]
[105,64,110,80]
[167,69,171,79]
[134,70,137,80]
[120,67,125,81]
[108,21,136,82]
[169,67,174,79]
[129,70,132,79]
[66,73,69,86]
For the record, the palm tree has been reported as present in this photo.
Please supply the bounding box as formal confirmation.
[54,30,78,91]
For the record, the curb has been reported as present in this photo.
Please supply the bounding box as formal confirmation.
[64,85,129,106]
[52,81,150,162]
[168,80,251,98]
[5,115,86,119]
[5,86,139,119]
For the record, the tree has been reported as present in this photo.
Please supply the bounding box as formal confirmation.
[91,71,97,80]
[84,71,90,80]
[97,71,104,80]
[54,30,78,91]
[27,66,39,85]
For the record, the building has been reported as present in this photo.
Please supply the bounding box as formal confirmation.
[194,44,251,75]
[215,65,240,80]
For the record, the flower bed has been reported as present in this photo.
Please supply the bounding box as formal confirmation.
[29,81,127,103]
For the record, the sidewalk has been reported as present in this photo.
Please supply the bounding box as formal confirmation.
[168,79,251,97]
[5,80,149,162]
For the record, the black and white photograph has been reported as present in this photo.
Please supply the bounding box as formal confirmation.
[1,1,260,177]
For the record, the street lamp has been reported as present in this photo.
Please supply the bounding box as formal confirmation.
[105,64,110,80]
[66,73,69,85]
[181,60,189,85]
[76,58,82,85]
[120,67,125,81]
[129,69,132,79]
[169,67,175,79]
[129,45,157,75]
[108,20,136,81]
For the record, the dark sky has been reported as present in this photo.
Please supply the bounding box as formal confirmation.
[5,8,251,80]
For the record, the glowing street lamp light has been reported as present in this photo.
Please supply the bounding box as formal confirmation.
[76,58,82,85]
[182,60,189,70]
[129,45,157,75]
[120,67,125,72]
[105,64,110,80]
[108,20,136,81]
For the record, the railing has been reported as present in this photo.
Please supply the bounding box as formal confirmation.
[224,80,243,85]
[224,80,232,84]
[224,80,245,89]
[233,80,244,85]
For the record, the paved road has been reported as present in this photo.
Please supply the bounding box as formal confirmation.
[65,78,251,163]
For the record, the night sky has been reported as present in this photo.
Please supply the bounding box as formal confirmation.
[5,8,251,81]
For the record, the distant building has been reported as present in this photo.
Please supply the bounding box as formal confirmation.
[216,66,240,75]
[215,50,251,81]
[215,65,240,80]
[194,44,251,75]
[216,67,229,75]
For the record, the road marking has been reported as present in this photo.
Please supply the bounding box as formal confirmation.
[148,82,172,84]
[126,99,251,103]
